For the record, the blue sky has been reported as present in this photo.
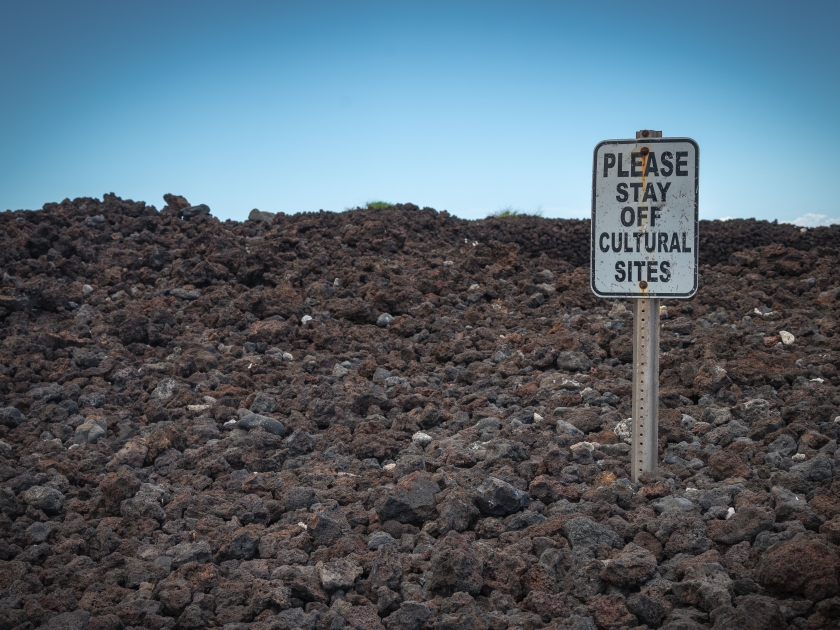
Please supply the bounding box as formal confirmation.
[1,0,838,225]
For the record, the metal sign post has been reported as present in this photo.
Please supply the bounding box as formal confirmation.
[591,129,699,482]
[632,289,659,481]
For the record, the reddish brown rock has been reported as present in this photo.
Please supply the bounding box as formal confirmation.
[707,450,752,480]
[707,506,775,545]
[756,538,840,601]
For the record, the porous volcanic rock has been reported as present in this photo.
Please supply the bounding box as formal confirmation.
[1,194,840,628]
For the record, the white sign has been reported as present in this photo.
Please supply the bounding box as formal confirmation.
[591,138,699,298]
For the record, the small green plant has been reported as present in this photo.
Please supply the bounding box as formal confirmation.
[488,206,543,218]
[365,201,392,210]
[489,206,520,217]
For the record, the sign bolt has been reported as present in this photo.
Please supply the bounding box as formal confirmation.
[641,129,650,137]
[639,281,648,289]
[640,147,649,156]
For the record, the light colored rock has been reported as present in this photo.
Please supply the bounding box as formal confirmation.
[21,486,65,514]
[779,330,795,346]
[412,432,432,447]
[74,420,106,444]
[377,313,395,328]
[151,378,180,401]
[614,418,633,444]
[112,440,148,468]
[318,558,363,590]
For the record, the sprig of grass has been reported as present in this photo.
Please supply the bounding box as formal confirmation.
[365,201,392,210]
[488,206,543,218]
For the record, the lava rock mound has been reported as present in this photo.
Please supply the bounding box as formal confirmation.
[1,194,840,629]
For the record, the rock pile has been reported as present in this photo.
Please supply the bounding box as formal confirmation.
[0,195,839,629]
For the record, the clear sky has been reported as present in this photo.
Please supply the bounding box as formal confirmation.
[2,0,838,225]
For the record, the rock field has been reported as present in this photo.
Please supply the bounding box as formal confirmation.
[1,194,840,630]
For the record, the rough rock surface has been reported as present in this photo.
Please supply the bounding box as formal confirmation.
[1,195,840,628]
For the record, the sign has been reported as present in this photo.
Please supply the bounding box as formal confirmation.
[591,138,699,298]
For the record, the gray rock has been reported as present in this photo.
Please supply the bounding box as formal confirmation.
[181,204,211,218]
[627,592,668,627]
[561,550,608,599]
[563,516,622,556]
[428,531,483,595]
[38,609,90,630]
[318,557,362,590]
[732,398,772,423]
[120,484,168,523]
[285,428,315,454]
[474,477,530,516]
[169,541,212,568]
[249,208,276,223]
[711,594,787,630]
[556,419,585,437]
[238,412,285,436]
[20,486,65,514]
[771,486,808,520]
[556,351,593,372]
[673,562,734,612]
[282,486,317,511]
[219,528,259,561]
[370,545,403,590]
[151,378,180,401]
[0,406,24,427]
[790,453,834,482]
[376,471,440,524]
[309,501,351,546]
[438,487,480,534]
[768,434,797,457]
[269,608,319,630]
[601,546,658,587]
[553,616,598,630]
[74,420,106,444]
[504,510,546,531]
[373,367,392,382]
[249,392,279,414]
[652,496,696,514]
[386,601,435,630]
[30,382,65,402]
[368,530,398,550]
[703,407,733,425]
[484,439,528,465]
[72,348,103,368]
[79,391,106,408]
[377,313,395,328]
[170,288,202,300]
[26,521,55,544]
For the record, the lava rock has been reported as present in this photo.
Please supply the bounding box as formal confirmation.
[755,537,840,601]
[475,478,529,517]
[237,412,286,436]
[707,506,775,545]
[563,516,623,556]
[0,406,25,427]
[20,486,65,514]
[428,531,484,595]
[376,471,440,524]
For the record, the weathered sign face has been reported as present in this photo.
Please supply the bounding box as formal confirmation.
[591,138,699,298]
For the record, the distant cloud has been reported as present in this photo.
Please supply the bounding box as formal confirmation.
[718,217,736,221]
[789,213,840,227]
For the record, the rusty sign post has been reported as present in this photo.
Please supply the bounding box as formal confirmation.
[591,130,699,482]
